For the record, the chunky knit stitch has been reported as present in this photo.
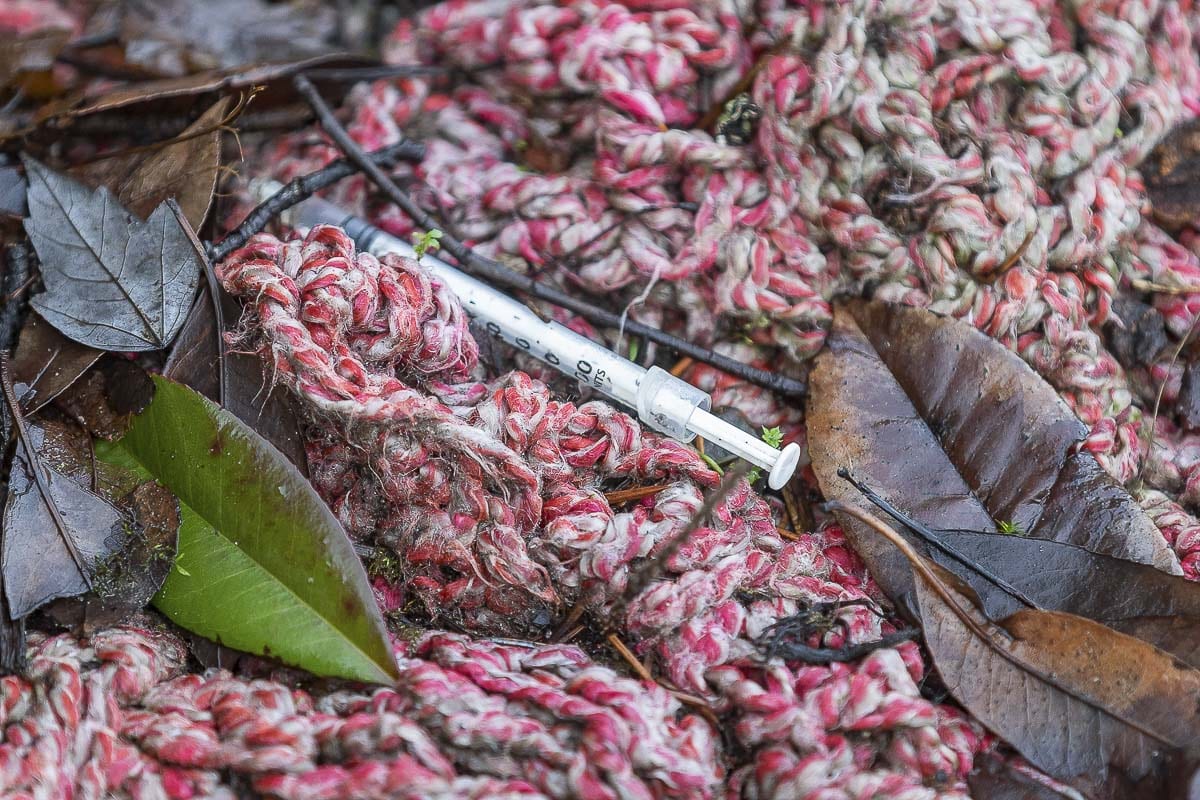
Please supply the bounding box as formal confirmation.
[7,0,1200,797]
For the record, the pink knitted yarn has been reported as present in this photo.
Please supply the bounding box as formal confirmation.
[0,627,719,799]
[7,0,1200,797]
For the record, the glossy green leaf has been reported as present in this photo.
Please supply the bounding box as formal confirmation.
[96,376,397,683]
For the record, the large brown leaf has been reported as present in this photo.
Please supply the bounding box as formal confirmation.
[808,301,1180,621]
[2,413,127,619]
[916,563,1200,792]
[10,314,102,413]
[927,529,1200,667]
[840,504,1200,794]
[22,157,203,351]
[71,96,230,229]
[0,27,70,92]
[14,54,371,143]
[118,0,335,76]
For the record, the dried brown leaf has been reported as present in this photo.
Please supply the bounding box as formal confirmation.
[916,561,1200,791]
[118,0,335,76]
[34,418,179,630]
[11,313,102,413]
[1,420,127,619]
[1144,118,1200,232]
[925,529,1200,667]
[808,300,1180,622]
[842,504,1200,794]
[18,54,370,141]
[55,358,155,441]
[22,157,203,351]
[165,295,309,474]
[0,27,70,91]
[71,96,230,229]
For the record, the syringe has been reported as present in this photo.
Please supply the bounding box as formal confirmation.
[252,180,801,490]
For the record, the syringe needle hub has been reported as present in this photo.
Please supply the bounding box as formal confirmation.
[635,366,799,489]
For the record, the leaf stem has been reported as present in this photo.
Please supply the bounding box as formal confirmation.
[827,502,994,642]
[207,140,426,263]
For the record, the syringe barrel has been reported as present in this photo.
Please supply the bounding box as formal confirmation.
[272,187,645,409]
[252,181,799,486]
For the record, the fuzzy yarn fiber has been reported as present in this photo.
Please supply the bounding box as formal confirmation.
[7,0,1200,798]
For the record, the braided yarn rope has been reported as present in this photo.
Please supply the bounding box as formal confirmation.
[5,0,1200,797]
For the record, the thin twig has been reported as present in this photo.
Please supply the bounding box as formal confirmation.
[836,469,1042,610]
[301,64,448,82]
[758,627,918,665]
[207,140,426,263]
[782,481,814,535]
[828,502,996,642]
[551,601,588,643]
[1135,308,1200,491]
[0,384,22,673]
[607,633,654,682]
[606,631,718,721]
[604,483,670,506]
[294,74,806,397]
[1130,278,1200,296]
[670,357,694,377]
[607,462,750,630]
[173,199,230,405]
[0,243,31,355]
[986,224,1036,282]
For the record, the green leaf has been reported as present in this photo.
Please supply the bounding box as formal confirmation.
[411,228,443,259]
[761,425,783,449]
[95,376,397,683]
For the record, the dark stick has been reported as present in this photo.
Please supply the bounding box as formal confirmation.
[294,74,806,397]
[759,628,919,665]
[207,139,426,263]
[835,468,1042,610]
[606,462,750,630]
[301,64,448,82]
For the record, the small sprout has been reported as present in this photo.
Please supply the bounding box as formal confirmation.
[747,428,784,484]
[997,519,1026,536]
[761,425,783,449]
[627,338,640,363]
[700,452,725,476]
[412,229,443,259]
